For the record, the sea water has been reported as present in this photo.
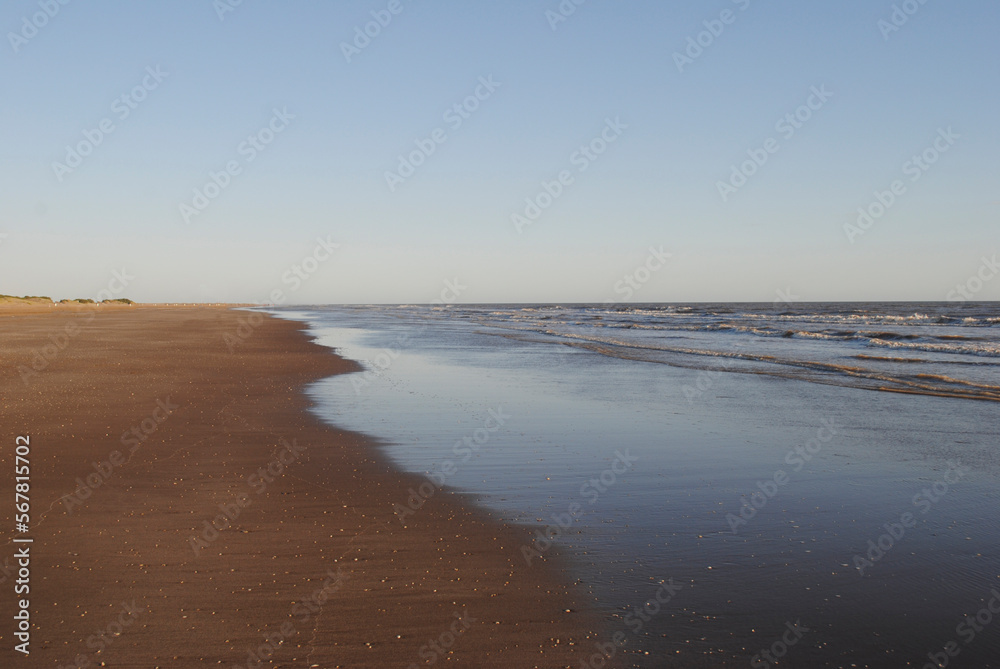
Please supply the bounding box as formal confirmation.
[268,303,1000,668]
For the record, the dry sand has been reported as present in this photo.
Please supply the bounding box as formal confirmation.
[0,306,600,667]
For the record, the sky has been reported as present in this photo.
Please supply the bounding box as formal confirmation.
[0,0,997,303]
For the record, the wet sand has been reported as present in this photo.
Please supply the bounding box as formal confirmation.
[0,306,598,667]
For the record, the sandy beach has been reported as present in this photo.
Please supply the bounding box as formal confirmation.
[0,306,598,667]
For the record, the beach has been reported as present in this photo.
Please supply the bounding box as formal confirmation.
[4,301,1000,668]
[0,306,597,668]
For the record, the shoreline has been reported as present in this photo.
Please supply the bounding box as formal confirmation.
[0,307,599,667]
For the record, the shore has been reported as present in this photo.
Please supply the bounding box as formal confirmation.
[0,306,598,667]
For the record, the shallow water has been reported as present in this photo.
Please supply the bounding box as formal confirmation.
[269,303,1000,668]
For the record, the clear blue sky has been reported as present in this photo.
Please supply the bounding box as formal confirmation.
[1,0,997,303]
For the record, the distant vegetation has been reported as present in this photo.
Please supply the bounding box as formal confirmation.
[0,295,135,305]
[0,294,53,303]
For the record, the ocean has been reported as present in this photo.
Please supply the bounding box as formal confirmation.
[267,302,1000,668]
